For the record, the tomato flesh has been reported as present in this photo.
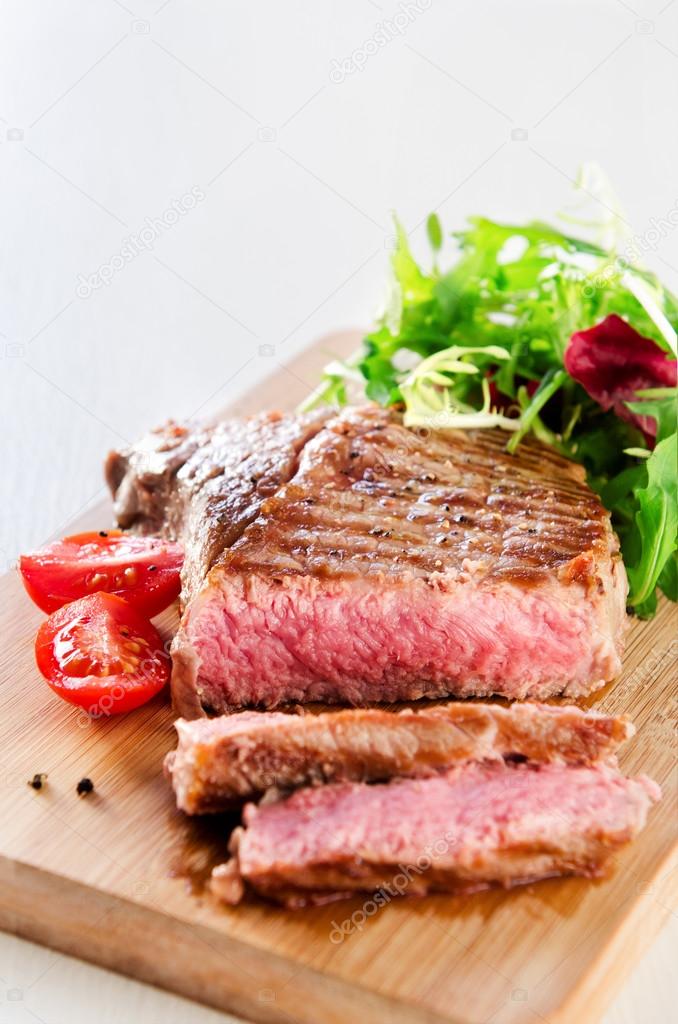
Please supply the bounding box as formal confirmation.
[20,530,183,617]
[35,593,170,715]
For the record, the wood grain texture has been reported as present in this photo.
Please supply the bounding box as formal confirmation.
[0,331,676,1024]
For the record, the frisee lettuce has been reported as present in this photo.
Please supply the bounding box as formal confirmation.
[304,209,678,616]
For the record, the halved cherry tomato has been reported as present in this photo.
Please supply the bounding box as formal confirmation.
[35,593,170,715]
[20,530,183,617]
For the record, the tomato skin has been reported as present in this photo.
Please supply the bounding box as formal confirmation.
[35,593,170,715]
[20,530,183,617]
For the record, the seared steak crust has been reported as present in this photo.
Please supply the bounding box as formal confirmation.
[166,702,634,814]
[105,419,206,537]
[211,762,659,907]
[106,409,329,602]
[223,405,614,586]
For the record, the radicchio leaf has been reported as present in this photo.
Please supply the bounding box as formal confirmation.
[564,315,677,440]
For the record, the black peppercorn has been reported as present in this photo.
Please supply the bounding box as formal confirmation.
[76,778,94,797]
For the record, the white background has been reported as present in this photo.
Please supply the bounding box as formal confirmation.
[1,1,677,1021]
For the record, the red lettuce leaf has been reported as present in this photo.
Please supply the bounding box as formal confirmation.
[565,315,677,440]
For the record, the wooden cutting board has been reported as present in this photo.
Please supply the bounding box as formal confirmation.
[0,331,676,1024]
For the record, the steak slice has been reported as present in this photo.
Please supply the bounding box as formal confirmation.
[165,405,627,715]
[166,702,633,814]
[211,762,660,907]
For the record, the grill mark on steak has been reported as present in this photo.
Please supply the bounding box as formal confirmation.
[221,407,613,585]
[165,701,634,814]
[211,761,660,907]
[107,405,615,588]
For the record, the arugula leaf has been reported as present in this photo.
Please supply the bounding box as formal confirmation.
[625,388,678,442]
[627,433,678,611]
[506,369,568,454]
[391,218,431,306]
[658,551,678,601]
[426,213,443,254]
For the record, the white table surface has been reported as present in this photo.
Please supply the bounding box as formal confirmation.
[1,1,676,1021]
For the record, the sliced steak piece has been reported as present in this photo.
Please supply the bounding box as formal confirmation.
[211,762,660,907]
[167,405,627,715]
[166,702,633,814]
[106,409,329,603]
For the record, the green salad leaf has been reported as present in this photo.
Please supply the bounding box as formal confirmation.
[626,433,678,615]
[305,198,678,615]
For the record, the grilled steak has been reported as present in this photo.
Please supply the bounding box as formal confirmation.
[211,762,659,907]
[107,405,627,714]
[166,702,633,813]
